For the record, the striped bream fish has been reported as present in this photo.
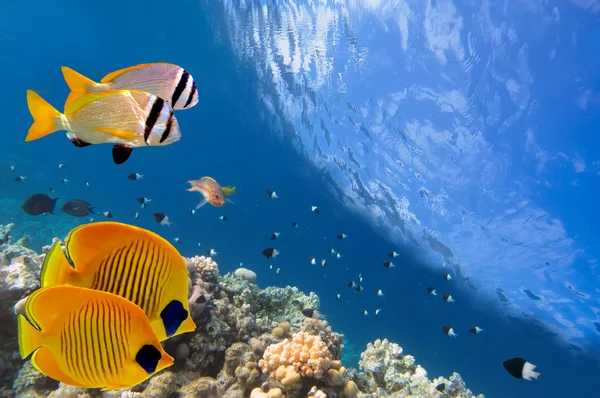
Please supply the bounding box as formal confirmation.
[18,285,174,390]
[61,63,199,111]
[40,221,196,341]
[25,89,181,164]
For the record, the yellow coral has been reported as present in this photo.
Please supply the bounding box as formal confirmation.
[259,331,332,383]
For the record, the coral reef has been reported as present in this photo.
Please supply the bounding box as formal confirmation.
[0,223,485,398]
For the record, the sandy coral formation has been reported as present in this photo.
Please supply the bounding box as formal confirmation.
[0,224,485,398]
[260,331,332,383]
[358,338,485,397]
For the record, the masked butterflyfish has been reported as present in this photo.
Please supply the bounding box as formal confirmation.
[25,89,181,164]
[61,63,199,111]
[40,221,196,341]
[18,285,174,390]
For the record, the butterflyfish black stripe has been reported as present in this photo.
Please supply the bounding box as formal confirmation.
[184,80,197,108]
[107,247,126,294]
[78,305,93,385]
[84,302,100,386]
[146,245,164,315]
[160,112,174,143]
[100,301,115,378]
[118,241,137,298]
[132,239,149,306]
[88,301,102,384]
[144,98,165,144]
[107,301,120,371]
[97,300,110,379]
[137,242,156,313]
[172,70,189,107]
[123,240,141,302]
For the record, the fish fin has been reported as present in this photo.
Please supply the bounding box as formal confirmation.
[40,241,74,288]
[93,127,138,140]
[222,186,236,196]
[112,145,133,164]
[61,66,101,110]
[195,198,208,209]
[26,90,64,141]
[67,133,93,147]
[31,346,83,387]
[100,63,167,83]
[226,198,235,204]
[17,314,42,359]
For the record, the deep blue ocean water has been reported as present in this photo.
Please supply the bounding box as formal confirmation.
[2,1,600,397]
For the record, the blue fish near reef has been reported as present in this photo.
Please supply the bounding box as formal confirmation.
[25,89,181,164]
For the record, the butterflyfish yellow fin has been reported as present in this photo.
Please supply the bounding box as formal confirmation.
[222,186,236,196]
[93,127,138,139]
[17,314,42,359]
[31,346,83,388]
[101,63,168,83]
[40,241,75,288]
[26,90,65,142]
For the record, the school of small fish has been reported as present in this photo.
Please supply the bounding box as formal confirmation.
[16,62,539,388]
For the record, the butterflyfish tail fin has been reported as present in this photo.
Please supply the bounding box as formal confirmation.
[26,90,65,141]
[222,186,236,196]
[40,241,73,288]
[17,314,42,359]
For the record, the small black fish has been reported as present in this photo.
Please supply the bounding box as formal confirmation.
[219,216,228,221]
[292,221,298,227]
[301,308,325,320]
[337,233,347,240]
[267,190,278,199]
[441,326,456,337]
[311,205,319,214]
[441,293,454,302]
[427,287,437,296]
[382,261,395,268]
[388,251,399,258]
[128,173,143,180]
[153,213,171,226]
[103,211,113,218]
[61,199,94,217]
[137,197,151,205]
[15,176,26,182]
[469,326,483,334]
[270,232,279,240]
[348,281,356,288]
[444,273,452,281]
[436,383,445,392]
[262,248,279,259]
[355,286,364,292]
[503,357,540,381]
[22,193,59,216]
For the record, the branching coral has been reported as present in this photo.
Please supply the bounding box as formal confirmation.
[259,331,332,386]
[186,255,220,287]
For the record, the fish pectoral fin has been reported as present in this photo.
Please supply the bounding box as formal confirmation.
[93,127,137,139]
[67,133,93,147]
[195,198,208,209]
[226,198,235,205]
[112,145,133,165]
[31,347,82,388]
[101,384,131,392]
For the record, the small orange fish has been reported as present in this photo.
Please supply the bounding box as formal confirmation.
[187,177,235,208]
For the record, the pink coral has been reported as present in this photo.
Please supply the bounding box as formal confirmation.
[259,331,332,382]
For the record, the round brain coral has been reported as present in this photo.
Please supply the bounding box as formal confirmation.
[259,331,332,382]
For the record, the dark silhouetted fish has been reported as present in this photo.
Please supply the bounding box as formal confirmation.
[503,357,540,381]
[61,199,94,217]
[262,248,279,259]
[22,193,58,215]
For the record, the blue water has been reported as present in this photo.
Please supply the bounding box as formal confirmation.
[2,1,600,397]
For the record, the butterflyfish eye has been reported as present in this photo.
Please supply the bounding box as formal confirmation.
[135,344,162,374]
